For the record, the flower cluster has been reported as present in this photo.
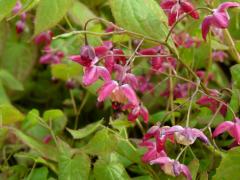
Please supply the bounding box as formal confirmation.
[70,42,150,123]
[140,125,209,179]
[34,31,65,65]
[12,1,27,34]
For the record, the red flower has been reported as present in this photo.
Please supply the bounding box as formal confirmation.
[160,0,199,26]
[201,2,240,40]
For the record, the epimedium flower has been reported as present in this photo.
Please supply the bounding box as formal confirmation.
[166,125,210,145]
[150,157,192,180]
[97,80,139,106]
[197,89,227,117]
[34,31,53,46]
[201,2,240,40]
[39,47,64,64]
[70,45,111,86]
[212,51,228,62]
[160,0,199,26]
[140,140,167,162]
[122,103,149,123]
[213,118,240,145]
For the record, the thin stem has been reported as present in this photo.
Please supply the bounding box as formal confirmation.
[223,29,240,63]
[186,78,200,127]
[74,92,90,130]
[169,68,175,125]
[202,103,223,131]
[176,146,188,161]
[136,119,145,135]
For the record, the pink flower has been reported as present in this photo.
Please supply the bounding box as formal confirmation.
[162,83,192,99]
[97,80,139,105]
[213,118,240,145]
[160,0,199,26]
[197,90,227,116]
[137,76,154,94]
[166,125,210,145]
[212,51,228,62]
[201,2,240,40]
[70,46,111,86]
[140,140,167,162]
[143,125,174,152]
[123,103,149,123]
[16,20,25,34]
[12,1,22,14]
[39,47,64,64]
[150,157,192,180]
[82,65,111,86]
[70,46,98,67]
[34,31,53,46]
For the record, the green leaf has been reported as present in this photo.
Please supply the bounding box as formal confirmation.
[231,64,240,89]
[34,0,73,35]
[51,63,82,81]
[85,129,117,156]
[0,0,17,21]
[67,119,103,139]
[93,160,130,180]
[213,147,240,180]
[0,31,37,82]
[0,69,24,91]
[27,167,48,180]
[0,83,9,104]
[59,144,91,180]
[226,88,240,121]
[109,0,177,54]
[0,104,24,125]
[10,128,58,161]
[110,119,134,130]
[43,109,67,134]
[68,1,96,27]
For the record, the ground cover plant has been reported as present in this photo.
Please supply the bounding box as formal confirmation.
[0,0,240,179]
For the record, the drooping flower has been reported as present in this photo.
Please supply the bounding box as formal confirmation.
[160,0,199,26]
[197,89,227,116]
[162,83,192,99]
[39,47,64,64]
[143,125,174,152]
[140,140,167,162]
[70,46,111,86]
[212,51,228,62]
[34,31,53,46]
[150,157,192,180]
[122,103,149,123]
[97,80,139,106]
[213,118,240,145]
[201,2,240,40]
[166,125,210,145]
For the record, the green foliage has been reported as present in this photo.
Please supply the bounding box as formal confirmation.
[0,0,17,21]
[0,104,24,125]
[109,0,177,54]
[93,160,130,180]
[67,119,103,139]
[34,0,73,35]
[213,147,240,180]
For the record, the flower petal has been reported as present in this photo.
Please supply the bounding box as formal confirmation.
[201,15,213,40]
[160,0,175,10]
[150,157,172,165]
[97,66,111,82]
[82,66,99,86]
[213,121,234,137]
[140,106,149,123]
[217,2,240,12]
[181,1,199,19]
[180,164,192,180]
[120,84,139,105]
[192,128,210,144]
[97,80,118,102]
